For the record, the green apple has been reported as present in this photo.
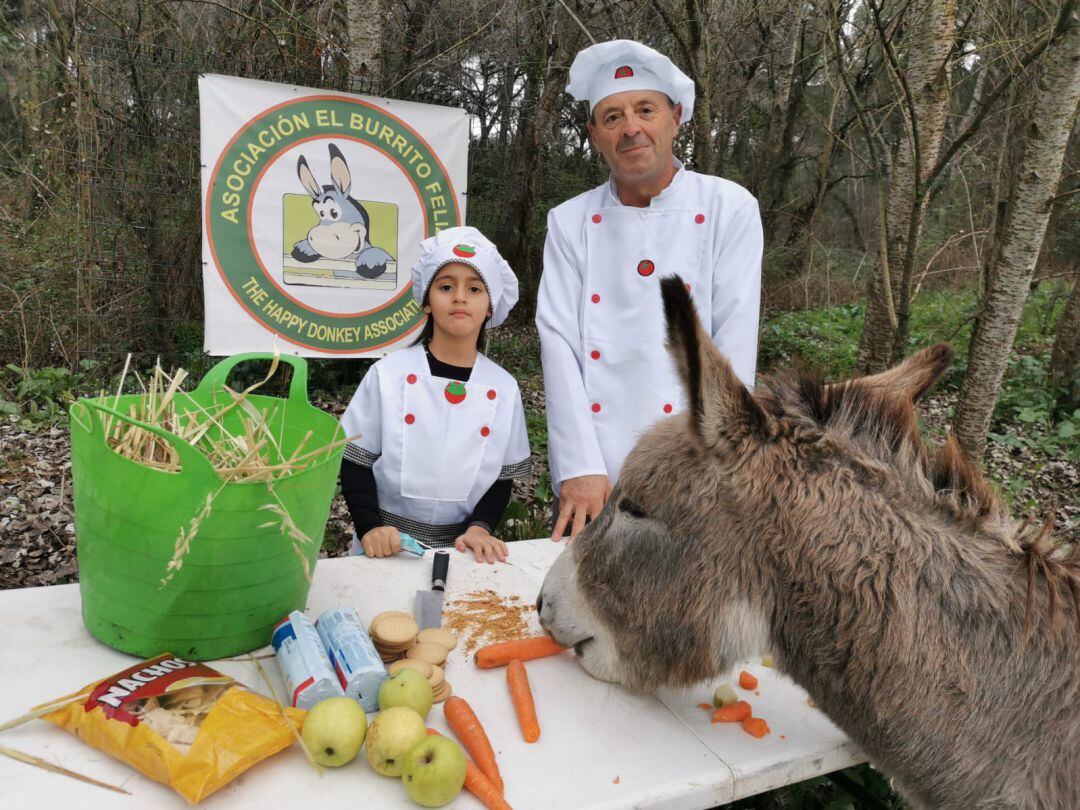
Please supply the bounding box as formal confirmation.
[401,735,468,807]
[301,696,368,767]
[364,706,427,777]
[378,668,434,719]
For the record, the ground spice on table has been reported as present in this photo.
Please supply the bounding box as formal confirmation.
[442,589,540,654]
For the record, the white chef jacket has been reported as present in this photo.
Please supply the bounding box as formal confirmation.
[536,161,762,490]
[340,344,532,541]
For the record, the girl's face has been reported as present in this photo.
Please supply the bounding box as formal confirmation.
[424,262,491,340]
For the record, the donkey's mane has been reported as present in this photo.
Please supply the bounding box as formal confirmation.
[757,365,1080,637]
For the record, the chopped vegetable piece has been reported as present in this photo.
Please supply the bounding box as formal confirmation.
[713,683,738,708]
[711,700,752,723]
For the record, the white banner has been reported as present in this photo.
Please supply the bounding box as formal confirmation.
[200,75,469,357]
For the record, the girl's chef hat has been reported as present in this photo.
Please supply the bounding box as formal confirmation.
[411,226,519,328]
[566,39,695,123]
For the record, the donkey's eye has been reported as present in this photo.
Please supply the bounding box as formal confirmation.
[618,498,646,518]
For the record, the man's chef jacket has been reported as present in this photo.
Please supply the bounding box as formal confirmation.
[536,161,762,491]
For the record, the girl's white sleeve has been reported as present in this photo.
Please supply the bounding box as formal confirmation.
[340,365,382,466]
[498,386,532,481]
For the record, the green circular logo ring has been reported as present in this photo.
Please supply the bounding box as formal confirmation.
[206,95,461,353]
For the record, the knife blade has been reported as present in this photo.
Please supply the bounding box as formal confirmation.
[414,550,449,630]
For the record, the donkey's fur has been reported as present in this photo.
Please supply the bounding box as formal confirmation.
[538,277,1079,809]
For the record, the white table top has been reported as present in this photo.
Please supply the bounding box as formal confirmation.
[0,540,861,809]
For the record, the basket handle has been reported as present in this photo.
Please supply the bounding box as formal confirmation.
[194,353,310,405]
[76,398,220,483]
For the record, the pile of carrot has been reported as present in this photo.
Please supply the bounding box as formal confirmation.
[474,636,566,669]
[701,669,771,739]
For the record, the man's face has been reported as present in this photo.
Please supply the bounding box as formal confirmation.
[588,90,681,186]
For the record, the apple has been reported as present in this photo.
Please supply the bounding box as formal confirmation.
[378,668,434,718]
[400,735,468,807]
[301,696,368,767]
[365,706,427,777]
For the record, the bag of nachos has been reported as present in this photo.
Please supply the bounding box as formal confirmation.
[39,653,306,804]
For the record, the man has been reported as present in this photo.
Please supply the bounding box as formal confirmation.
[537,39,763,539]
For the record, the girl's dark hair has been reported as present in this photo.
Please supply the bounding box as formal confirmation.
[411,284,489,352]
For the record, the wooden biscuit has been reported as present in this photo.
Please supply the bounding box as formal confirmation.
[406,642,448,666]
[432,682,452,702]
[418,628,458,650]
[427,664,445,689]
[388,659,434,679]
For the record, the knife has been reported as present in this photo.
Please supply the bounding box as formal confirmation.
[414,551,450,630]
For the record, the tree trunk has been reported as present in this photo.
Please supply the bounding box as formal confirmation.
[493,1,583,296]
[953,7,1080,458]
[1050,270,1080,415]
[857,0,957,373]
[345,0,383,91]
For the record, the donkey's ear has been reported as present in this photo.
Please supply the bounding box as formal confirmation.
[855,343,953,403]
[328,143,352,196]
[661,276,771,445]
[297,156,322,199]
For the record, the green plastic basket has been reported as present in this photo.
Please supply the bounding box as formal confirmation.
[69,353,343,661]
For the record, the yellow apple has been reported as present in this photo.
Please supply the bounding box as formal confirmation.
[365,706,427,777]
[301,696,367,767]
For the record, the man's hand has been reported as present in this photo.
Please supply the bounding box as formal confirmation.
[552,474,612,541]
[455,525,509,564]
[360,526,402,558]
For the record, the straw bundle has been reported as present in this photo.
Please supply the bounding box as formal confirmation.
[93,353,356,587]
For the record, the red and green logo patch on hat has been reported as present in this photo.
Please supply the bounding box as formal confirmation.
[452,244,476,258]
[614,65,634,79]
[444,381,467,405]
[637,259,656,277]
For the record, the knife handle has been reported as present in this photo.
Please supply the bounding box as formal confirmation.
[432,550,450,591]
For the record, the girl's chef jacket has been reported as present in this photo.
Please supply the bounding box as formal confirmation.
[536,162,762,490]
[341,344,531,540]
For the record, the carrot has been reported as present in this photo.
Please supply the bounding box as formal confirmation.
[474,636,567,669]
[739,670,758,690]
[711,700,752,723]
[427,730,512,810]
[742,717,770,738]
[444,696,503,795]
[506,660,540,743]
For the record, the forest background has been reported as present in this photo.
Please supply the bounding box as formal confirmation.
[1,2,1078,805]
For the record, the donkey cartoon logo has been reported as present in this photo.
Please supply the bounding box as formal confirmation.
[290,143,395,279]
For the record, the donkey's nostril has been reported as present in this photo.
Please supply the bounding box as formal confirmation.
[535,594,544,614]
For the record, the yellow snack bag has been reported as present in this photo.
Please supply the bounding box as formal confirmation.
[41,653,305,804]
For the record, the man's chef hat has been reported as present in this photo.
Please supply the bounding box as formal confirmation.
[566,39,694,124]
[411,226,519,328]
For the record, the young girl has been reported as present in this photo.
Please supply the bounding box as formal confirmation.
[339,226,531,563]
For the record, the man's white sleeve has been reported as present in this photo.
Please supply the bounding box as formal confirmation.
[536,211,607,490]
[711,196,763,390]
[340,365,382,466]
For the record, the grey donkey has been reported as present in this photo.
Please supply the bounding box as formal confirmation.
[291,142,394,278]
[539,276,1079,809]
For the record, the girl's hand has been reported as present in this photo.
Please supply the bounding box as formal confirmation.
[361,526,402,558]
[455,525,508,564]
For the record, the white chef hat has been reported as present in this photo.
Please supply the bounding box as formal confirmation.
[566,39,694,124]
[411,226,519,328]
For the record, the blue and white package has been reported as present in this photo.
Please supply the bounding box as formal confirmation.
[316,606,387,712]
[271,610,344,710]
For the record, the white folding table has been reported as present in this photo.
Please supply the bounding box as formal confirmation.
[0,539,862,809]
